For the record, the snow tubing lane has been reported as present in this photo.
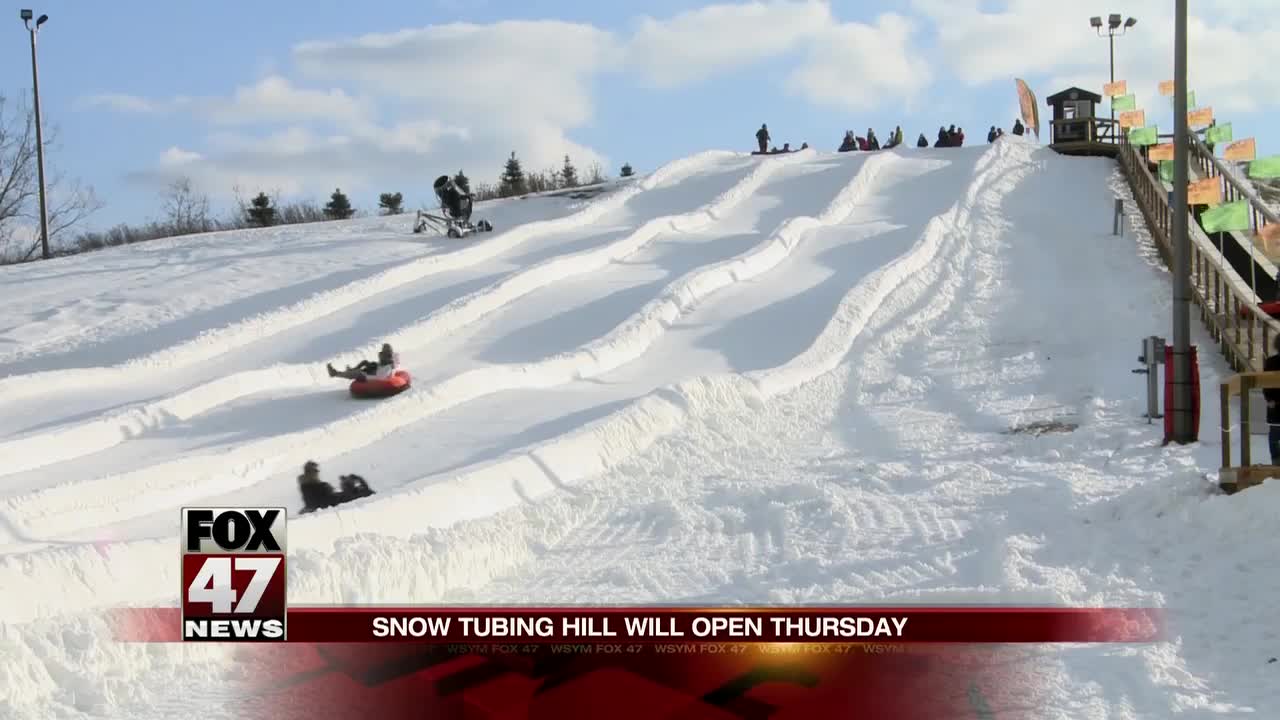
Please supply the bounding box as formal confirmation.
[350,370,412,399]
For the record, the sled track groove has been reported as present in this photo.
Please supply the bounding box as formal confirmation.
[1,142,1041,618]
[0,151,731,406]
[0,154,769,478]
[306,140,1032,599]
[0,150,819,539]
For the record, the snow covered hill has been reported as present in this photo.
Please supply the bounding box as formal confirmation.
[3,137,1280,718]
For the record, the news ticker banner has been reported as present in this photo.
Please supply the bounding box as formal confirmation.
[165,507,1164,645]
[116,605,1164,644]
[108,622,1062,720]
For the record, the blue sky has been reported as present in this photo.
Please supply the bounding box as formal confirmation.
[2,0,1276,232]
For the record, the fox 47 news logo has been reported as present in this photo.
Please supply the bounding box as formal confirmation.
[181,507,287,641]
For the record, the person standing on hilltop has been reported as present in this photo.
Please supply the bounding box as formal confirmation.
[756,124,770,153]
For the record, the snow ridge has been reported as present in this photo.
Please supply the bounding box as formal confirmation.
[1,150,815,540]
[304,142,1030,548]
[0,152,762,477]
[0,151,733,401]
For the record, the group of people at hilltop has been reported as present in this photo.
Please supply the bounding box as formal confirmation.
[837,127,906,152]
[756,118,1028,155]
[986,119,1027,143]
[754,125,812,154]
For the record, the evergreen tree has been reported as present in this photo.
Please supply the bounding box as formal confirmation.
[246,191,276,227]
[560,154,578,188]
[620,162,635,177]
[378,192,404,215]
[324,188,354,220]
[453,170,471,194]
[500,152,526,197]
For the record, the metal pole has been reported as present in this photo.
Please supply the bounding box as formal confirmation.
[1109,31,1116,124]
[28,25,50,260]
[1171,0,1193,443]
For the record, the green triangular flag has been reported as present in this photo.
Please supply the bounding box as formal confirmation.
[1201,200,1251,233]
[1112,94,1137,111]
[1206,123,1233,145]
[1159,160,1174,183]
[1249,156,1280,179]
[1130,126,1158,146]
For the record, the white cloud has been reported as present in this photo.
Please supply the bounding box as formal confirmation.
[626,1,832,87]
[787,14,933,112]
[912,0,1280,115]
[158,147,202,166]
[80,94,162,113]
[205,76,368,126]
[82,77,366,126]
[292,21,621,129]
[623,1,930,111]
[100,1,1275,210]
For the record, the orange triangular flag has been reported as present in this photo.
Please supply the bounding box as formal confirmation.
[1103,80,1128,97]
[1119,109,1146,129]
[1149,143,1174,161]
[1224,138,1257,161]
[1159,80,1174,96]
[1260,223,1280,250]
[1187,177,1221,206]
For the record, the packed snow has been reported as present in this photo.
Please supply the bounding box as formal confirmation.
[2,137,1279,718]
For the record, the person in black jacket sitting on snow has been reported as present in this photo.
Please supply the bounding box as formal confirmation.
[298,461,340,513]
[328,343,399,382]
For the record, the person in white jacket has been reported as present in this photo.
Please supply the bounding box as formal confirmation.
[327,343,399,381]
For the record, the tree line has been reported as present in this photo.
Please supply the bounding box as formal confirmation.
[0,91,641,263]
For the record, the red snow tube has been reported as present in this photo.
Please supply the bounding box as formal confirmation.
[349,370,411,399]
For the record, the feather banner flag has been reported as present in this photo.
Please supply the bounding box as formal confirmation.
[1015,79,1040,138]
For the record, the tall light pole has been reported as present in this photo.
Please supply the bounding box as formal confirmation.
[20,9,51,260]
[1090,13,1138,124]
[1170,0,1193,443]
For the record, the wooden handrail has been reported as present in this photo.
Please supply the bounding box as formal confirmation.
[1115,130,1280,374]
[1190,132,1280,228]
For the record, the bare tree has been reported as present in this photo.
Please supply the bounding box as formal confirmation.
[0,92,102,262]
[161,176,211,235]
[0,94,39,259]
